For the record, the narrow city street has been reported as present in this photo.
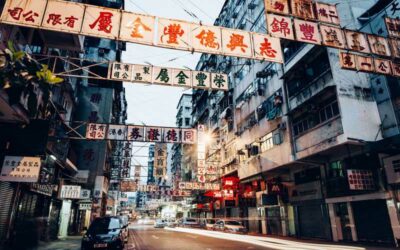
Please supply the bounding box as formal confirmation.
[37,225,397,250]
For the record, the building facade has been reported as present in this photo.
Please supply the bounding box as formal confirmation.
[192,0,400,246]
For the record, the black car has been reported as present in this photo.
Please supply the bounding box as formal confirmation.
[81,216,126,250]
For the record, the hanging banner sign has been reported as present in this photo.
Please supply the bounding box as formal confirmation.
[79,203,92,210]
[154,143,167,179]
[86,123,197,144]
[178,182,220,191]
[0,0,283,64]
[109,62,229,91]
[339,51,400,77]
[59,185,81,199]
[0,156,41,183]
[197,125,206,183]
[263,0,400,69]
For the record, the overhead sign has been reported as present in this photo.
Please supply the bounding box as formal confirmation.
[0,0,283,64]
[178,182,220,191]
[59,185,81,199]
[109,63,229,91]
[86,123,197,144]
[120,181,160,192]
[264,0,399,63]
[339,52,400,77]
[0,156,41,182]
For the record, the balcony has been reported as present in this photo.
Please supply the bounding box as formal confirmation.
[288,69,334,111]
[295,116,344,159]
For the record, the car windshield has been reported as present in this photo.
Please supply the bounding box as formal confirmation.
[225,221,241,226]
[87,218,120,235]
[186,219,196,222]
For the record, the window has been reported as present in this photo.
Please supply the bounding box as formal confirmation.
[393,159,400,173]
[185,118,190,126]
[327,161,344,178]
[260,133,273,152]
[292,99,340,136]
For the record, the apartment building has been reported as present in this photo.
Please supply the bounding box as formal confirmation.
[192,0,400,245]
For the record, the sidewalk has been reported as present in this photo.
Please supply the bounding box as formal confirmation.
[36,236,82,250]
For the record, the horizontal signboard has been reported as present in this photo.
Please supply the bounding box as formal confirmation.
[178,182,220,191]
[0,156,41,182]
[109,62,228,91]
[86,123,197,144]
[0,0,283,64]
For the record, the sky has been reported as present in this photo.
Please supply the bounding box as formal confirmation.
[122,0,225,179]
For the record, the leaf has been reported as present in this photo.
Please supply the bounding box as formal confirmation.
[13,51,25,61]
[7,40,16,53]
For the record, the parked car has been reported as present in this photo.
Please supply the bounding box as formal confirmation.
[137,217,155,225]
[213,219,247,234]
[154,219,167,228]
[81,216,126,250]
[199,219,216,230]
[118,215,129,243]
[165,219,178,228]
[180,218,200,228]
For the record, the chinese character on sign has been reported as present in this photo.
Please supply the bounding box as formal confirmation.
[8,7,23,20]
[345,31,370,53]
[195,29,220,49]
[133,65,152,82]
[47,14,62,25]
[339,52,356,70]
[212,74,227,89]
[89,11,113,33]
[385,17,400,38]
[291,0,315,19]
[182,129,196,144]
[295,20,320,44]
[147,128,161,141]
[131,17,152,38]
[155,68,170,84]
[389,39,400,58]
[226,33,248,52]
[259,38,277,58]
[127,126,144,141]
[356,55,374,72]
[320,25,345,48]
[374,59,392,75]
[367,35,391,57]
[268,15,294,40]
[392,62,400,77]
[315,3,340,25]
[175,71,189,85]
[194,72,209,87]
[64,16,79,28]
[163,23,184,44]
[86,123,107,139]
[264,0,289,15]
[83,148,95,163]
[165,128,179,142]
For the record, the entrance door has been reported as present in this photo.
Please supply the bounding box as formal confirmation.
[334,203,352,241]
[352,199,394,244]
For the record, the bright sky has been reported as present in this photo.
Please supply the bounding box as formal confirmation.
[122,0,225,179]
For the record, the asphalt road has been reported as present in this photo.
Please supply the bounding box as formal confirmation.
[127,225,269,250]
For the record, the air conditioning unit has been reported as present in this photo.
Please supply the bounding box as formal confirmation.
[277,122,287,130]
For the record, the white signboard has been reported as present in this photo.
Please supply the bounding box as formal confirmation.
[59,185,81,199]
[81,5,121,39]
[79,203,92,210]
[178,182,220,191]
[42,0,85,33]
[75,170,89,183]
[0,156,41,182]
[119,12,155,45]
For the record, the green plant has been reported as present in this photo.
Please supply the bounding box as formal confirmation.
[0,41,63,118]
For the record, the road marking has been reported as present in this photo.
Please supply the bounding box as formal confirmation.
[151,235,159,240]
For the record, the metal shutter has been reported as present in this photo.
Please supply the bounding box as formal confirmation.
[0,182,15,244]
